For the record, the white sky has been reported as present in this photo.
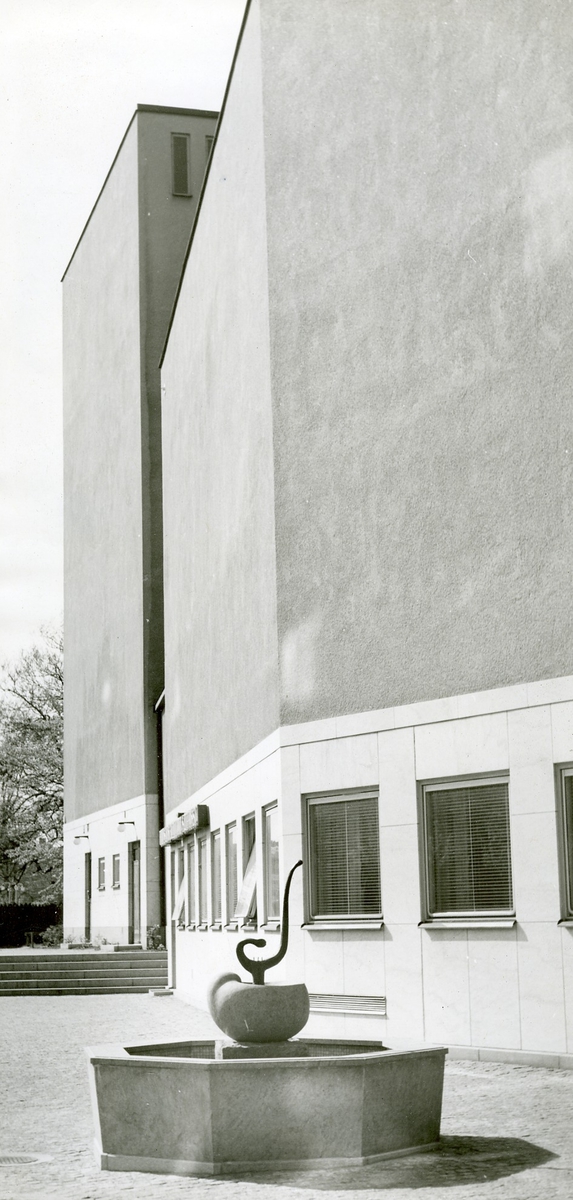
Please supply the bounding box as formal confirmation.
[0,0,244,665]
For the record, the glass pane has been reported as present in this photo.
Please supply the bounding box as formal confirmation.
[564,776,573,915]
[187,839,196,924]
[242,816,257,922]
[211,832,221,923]
[172,134,189,194]
[426,783,512,914]
[198,838,208,923]
[226,824,238,919]
[309,796,381,917]
[265,807,280,920]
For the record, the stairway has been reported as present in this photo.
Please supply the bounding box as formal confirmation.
[0,951,168,996]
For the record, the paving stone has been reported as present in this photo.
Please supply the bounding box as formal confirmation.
[0,993,571,1199]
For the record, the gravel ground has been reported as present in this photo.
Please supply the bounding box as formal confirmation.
[0,993,571,1200]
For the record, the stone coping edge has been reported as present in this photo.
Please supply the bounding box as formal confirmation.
[448,1044,573,1069]
[87,1042,447,1069]
[96,1140,441,1175]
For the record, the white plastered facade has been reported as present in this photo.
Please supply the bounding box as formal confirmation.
[165,673,573,1068]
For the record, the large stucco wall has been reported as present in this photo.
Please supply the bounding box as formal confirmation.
[63,122,145,820]
[161,0,279,805]
[260,0,573,724]
[138,108,217,792]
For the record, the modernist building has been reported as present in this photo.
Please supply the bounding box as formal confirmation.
[66,1,573,1065]
[63,103,218,944]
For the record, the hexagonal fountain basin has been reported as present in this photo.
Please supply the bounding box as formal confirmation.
[87,1036,447,1175]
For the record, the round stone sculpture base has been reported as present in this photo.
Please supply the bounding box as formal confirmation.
[207,973,310,1043]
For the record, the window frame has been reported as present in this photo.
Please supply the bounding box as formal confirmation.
[97,856,105,891]
[197,834,209,928]
[112,853,120,889]
[303,788,382,927]
[171,131,191,197]
[557,765,573,921]
[263,803,280,926]
[225,822,238,928]
[211,830,222,929]
[419,773,514,924]
[186,836,196,929]
[238,813,257,928]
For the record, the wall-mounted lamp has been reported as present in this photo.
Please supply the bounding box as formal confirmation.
[73,834,90,846]
[117,820,136,833]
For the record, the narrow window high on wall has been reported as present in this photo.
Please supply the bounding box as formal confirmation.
[205,134,214,162]
[186,838,196,928]
[211,831,222,928]
[226,823,238,925]
[558,768,573,920]
[421,777,513,920]
[264,805,280,923]
[306,791,381,923]
[171,133,191,196]
[197,836,208,927]
[112,854,120,889]
[97,857,105,891]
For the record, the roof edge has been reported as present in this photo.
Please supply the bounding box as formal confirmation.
[136,103,218,118]
[61,104,220,282]
[159,0,253,368]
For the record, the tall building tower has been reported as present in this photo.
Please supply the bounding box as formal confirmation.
[63,104,217,944]
[158,0,573,1061]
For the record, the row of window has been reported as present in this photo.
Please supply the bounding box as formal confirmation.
[171,132,214,197]
[171,768,573,927]
[172,805,280,930]
[96,854,120,891]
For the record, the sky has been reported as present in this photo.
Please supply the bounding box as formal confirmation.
[0,0,244,665]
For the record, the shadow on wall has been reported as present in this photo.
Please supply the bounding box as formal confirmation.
[226,1136,556,1190]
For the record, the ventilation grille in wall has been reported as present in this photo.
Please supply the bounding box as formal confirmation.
[309,993,387,1016]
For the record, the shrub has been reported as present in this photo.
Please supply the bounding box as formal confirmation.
[40,924,63,947]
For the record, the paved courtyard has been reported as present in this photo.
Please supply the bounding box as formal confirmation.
[0,992,571,1200]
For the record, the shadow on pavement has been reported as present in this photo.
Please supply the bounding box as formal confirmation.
[232,1136,557,1190]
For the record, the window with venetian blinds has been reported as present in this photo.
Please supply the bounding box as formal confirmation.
[560,771,573,917]
[423,778,513,916]
[307,792,381,921]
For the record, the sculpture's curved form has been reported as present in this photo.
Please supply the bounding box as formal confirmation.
[236,859,302,984]
[207,859,309,1042]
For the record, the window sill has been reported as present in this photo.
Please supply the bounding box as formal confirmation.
[210,923,222,932]
[558,919,573,926]
[261,922,280,933]
[197,923,208,932]
[112,884,120,890]
[225,923,239,932]
[97,887,105,892]
[242,922,258,932]
[419,919,516,929]
[186,923,196,931]
[302,921,384,931]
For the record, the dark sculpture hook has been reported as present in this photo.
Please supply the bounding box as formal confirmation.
[236,859,302,984]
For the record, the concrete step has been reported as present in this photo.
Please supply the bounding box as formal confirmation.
[0,949,168,995]
[0,974,167,989]
[0,955,166,964]
[0,962,167,977]
[0,985,163,996]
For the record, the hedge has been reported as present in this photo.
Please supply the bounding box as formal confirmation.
[0,904,63,947]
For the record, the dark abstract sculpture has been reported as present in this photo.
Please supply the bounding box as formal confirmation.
[207,859,309,1042]
[236,858,302,984]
